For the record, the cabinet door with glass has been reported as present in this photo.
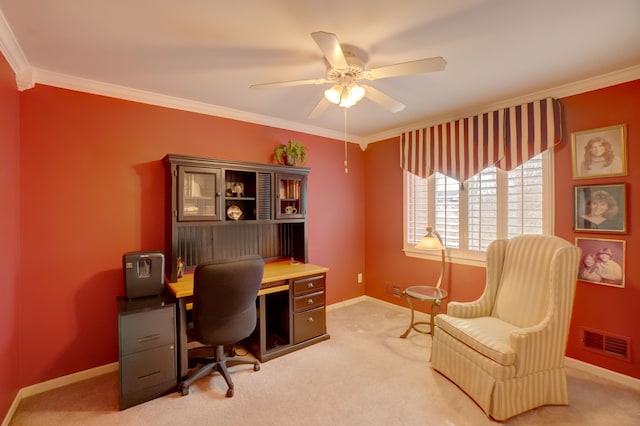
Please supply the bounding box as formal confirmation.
[275,173,305,219]
[178,166,222,221]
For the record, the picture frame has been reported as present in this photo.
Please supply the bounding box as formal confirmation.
[573,183,626,233]
[575,237,625,288]
[571,124,627,179]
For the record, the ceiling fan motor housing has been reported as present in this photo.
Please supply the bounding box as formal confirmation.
[326,50,364,82]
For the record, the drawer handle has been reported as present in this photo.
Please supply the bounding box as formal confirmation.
[307,317,314,323]
[307,282,315,289]
[137,334,161,343]
[307,298,314,304]
[138,371,161,381]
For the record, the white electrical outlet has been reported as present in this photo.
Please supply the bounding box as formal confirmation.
[357,273,363,283]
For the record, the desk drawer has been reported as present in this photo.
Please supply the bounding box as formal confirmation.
[293,291,324,312]
[294,307,325,344]
[292,275,325,296]
[120,345,176,395]
[119,307,175,356]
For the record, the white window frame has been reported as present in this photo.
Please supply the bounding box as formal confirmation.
[403,151,555,267]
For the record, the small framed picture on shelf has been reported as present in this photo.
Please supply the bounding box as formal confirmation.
[575,237,625,288]
[573,183,626,233]
[230,182,244,197]
[571,124,626,179]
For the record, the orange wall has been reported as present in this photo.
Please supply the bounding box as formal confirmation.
[363,137,484,304]
[2,48,638,413]
[558,81,639,376]
[0,53,21,418]
[16,85,366,388]
[365,79,640,379]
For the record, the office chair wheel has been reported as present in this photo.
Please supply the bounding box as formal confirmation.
[226,387,234,398]
[179,383,189,396]
[253,363,260,372]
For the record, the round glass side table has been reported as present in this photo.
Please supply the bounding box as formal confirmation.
[399,286,448,338]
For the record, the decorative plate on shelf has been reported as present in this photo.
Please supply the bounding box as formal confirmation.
[227,205,243,220]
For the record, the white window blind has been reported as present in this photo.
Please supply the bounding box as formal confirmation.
[405,153,551,260]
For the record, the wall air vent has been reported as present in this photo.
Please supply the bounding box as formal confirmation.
[581,327,631,362]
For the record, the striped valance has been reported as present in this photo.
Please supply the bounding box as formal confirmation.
[400,98,562,182]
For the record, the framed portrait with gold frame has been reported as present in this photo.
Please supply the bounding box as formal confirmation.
[571,124,626,179]
[575,237,625,288]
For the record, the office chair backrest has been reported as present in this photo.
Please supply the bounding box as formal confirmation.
[193,256,264,345]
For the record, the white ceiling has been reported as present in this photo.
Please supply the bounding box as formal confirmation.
[1,0,639,143]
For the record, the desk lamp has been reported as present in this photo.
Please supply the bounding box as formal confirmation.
[415,226,445,288]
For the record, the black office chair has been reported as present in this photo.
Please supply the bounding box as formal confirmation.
[179,256,264,397]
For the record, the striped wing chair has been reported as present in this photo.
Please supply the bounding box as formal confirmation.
[430,235,580,421]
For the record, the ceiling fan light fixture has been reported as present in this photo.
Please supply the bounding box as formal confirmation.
[347,83,365,103]
[338,83,365,108]
[326,82,366,108]
[339,98,355,108]
[324,84,343,105]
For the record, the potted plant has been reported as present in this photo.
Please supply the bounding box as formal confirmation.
[274,139,307,166]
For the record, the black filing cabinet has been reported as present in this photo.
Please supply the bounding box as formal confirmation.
[117,297,177,410]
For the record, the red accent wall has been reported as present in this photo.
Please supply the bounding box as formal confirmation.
[16,85,366,388]
[0,52,20,417]
[363,138,485,310]
[557,80,640,377]
[2,60,638,417]
[365,79,640,379]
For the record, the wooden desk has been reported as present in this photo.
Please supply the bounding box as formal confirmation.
[166,261,329,378]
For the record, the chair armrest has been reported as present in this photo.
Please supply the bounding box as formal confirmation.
[446,300,490,318]
[510,315,566,376]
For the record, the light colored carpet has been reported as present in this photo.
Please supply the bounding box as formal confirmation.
[9,299,640,425]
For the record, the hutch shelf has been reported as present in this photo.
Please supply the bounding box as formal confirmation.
[164,154,309,282]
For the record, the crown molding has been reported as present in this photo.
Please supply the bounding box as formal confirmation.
[361,64,640,147]
[34,68,363,143]
[33,63,640,150]
[0,9,34,90]
[21,63,640,149]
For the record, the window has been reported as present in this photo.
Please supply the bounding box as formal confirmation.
[404,152,554,265]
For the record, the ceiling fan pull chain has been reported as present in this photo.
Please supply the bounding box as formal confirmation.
[344,107,348,174]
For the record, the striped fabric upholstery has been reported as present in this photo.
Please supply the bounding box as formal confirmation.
[494,235,566,327]
[431,235,580,421]
[400,98,561,183]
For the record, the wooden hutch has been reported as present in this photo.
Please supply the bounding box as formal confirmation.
[163,154,329,365]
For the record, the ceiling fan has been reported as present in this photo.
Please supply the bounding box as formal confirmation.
[250,31,447,118]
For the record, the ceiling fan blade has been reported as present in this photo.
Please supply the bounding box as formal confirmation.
[360,84,405,113]
[311,31,348,70]
[250,77,329,89]
[308,97,330,119]
[364,57,447,80]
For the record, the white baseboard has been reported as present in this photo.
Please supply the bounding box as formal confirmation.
[326,295,368,311]
[327,295,431,319]
[2,362,119,426]
[564,357,640,392]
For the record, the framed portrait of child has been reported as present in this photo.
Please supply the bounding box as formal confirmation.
[575,237,625,288]
[573,183,626,233]
[571,124,627,179]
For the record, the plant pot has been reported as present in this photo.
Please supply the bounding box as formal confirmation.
[284,154,296,166]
